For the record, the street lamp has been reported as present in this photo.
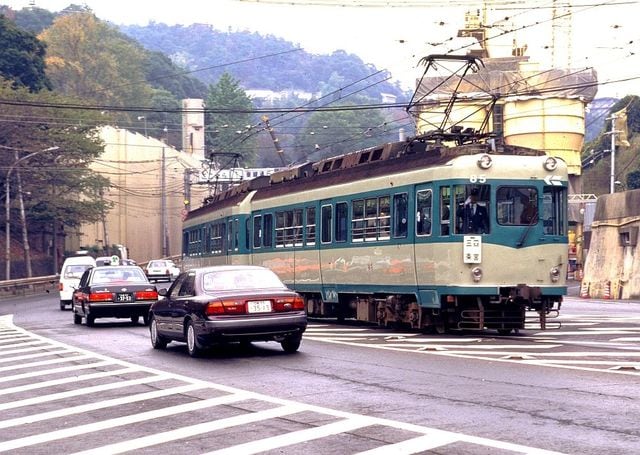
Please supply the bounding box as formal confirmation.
[5,146,59,280]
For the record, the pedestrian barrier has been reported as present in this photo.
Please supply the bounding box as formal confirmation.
[579,281,590,298]
[603,280,612,300]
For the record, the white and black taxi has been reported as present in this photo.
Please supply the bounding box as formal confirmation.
[72,265,159,326]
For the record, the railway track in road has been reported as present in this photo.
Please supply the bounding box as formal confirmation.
[0,314,564,454]
[304,310,640,376]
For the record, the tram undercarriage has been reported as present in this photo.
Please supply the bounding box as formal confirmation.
[304,289,561,334]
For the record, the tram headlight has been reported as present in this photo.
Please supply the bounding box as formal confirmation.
[471,267,483,282]
[477,154,493,169]
[550,266,561,282]
[543,156,558,171]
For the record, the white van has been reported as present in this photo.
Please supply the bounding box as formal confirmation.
[58,255,96,310]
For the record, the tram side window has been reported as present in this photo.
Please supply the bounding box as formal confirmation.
[276,212,285,248]
[496,187,538,226]
[234,219,239,250]
[275,209,303,248]
[293,208,303,246]
[245,219,250,250]
[253,215,262,248]
[211,223,224,255]
[321,205,332,243]
[455,184,490,234]
[416,190,432,236]
[263,213,273,248]
[440,187,451,235]
[379,196,390,239]
[351,199,365,242]
[542,186,567,235]
[305,207,315,246]
[356,196,390,242]
[188,229,202,256]
[335,202,348,243]
[393,193,408,238]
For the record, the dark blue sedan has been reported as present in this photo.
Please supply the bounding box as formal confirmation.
[148,265,307,357]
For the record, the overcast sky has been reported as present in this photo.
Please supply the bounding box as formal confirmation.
[4,0,639,97]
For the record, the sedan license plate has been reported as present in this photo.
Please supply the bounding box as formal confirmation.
[247,300,272,313]
[116,293,133,303]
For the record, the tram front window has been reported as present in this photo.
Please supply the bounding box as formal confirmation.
[455,185,490,234]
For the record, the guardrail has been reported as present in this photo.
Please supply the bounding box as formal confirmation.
[0,275,59,300]
[0,256,184,301]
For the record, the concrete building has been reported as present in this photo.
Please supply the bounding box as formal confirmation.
[65,126,207,263]
[182,98,206,161]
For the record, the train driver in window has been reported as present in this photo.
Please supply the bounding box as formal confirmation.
[519,195,538,225]
[456,188,489,234]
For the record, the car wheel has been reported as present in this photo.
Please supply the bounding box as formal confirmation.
[142,314,150,326]
[86,315,95,327]
[150,317,168,350]
[186,320,202,358]
[60,301,66,311]
[281,334,302,353]
[73,313,82,325]
[130,315,139,325]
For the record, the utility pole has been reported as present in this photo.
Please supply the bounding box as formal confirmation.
[262,115,286,166]
[161,128,168,257]
[183,168,193,212]
[608,114,617,194]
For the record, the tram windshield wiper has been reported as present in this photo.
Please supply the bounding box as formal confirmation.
[516,210,538,248]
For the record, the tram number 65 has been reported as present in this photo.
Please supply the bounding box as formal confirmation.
[469,175,487,183]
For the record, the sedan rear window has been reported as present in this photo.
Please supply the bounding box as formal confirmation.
[202,269,287,292]
[92,268,147,284]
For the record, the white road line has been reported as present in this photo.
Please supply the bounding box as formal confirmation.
[204,417,372,455]
[69,404,308,455]
[0,315,572,454]
[381,344,562,350]
[0,393,248,451]
[0,342,51,355]
[0,383,205,429]
[304,326,369,333]
[0,347,70,363]
[0,367,137,397]
[0,353,92,372]
[0,334,30,342]
[305,332,418,337]
[0,374,173,411]
[356,433,461,454]
[0,360,114,383]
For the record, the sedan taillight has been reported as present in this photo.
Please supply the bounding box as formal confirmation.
[135,290,159,301]
[206,300,246,316]
[273,296,305,311]
[89,292,113,302]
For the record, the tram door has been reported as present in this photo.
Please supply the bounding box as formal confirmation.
[226,218,240,264]
[318,200,339,304]
[414,184,439,308]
